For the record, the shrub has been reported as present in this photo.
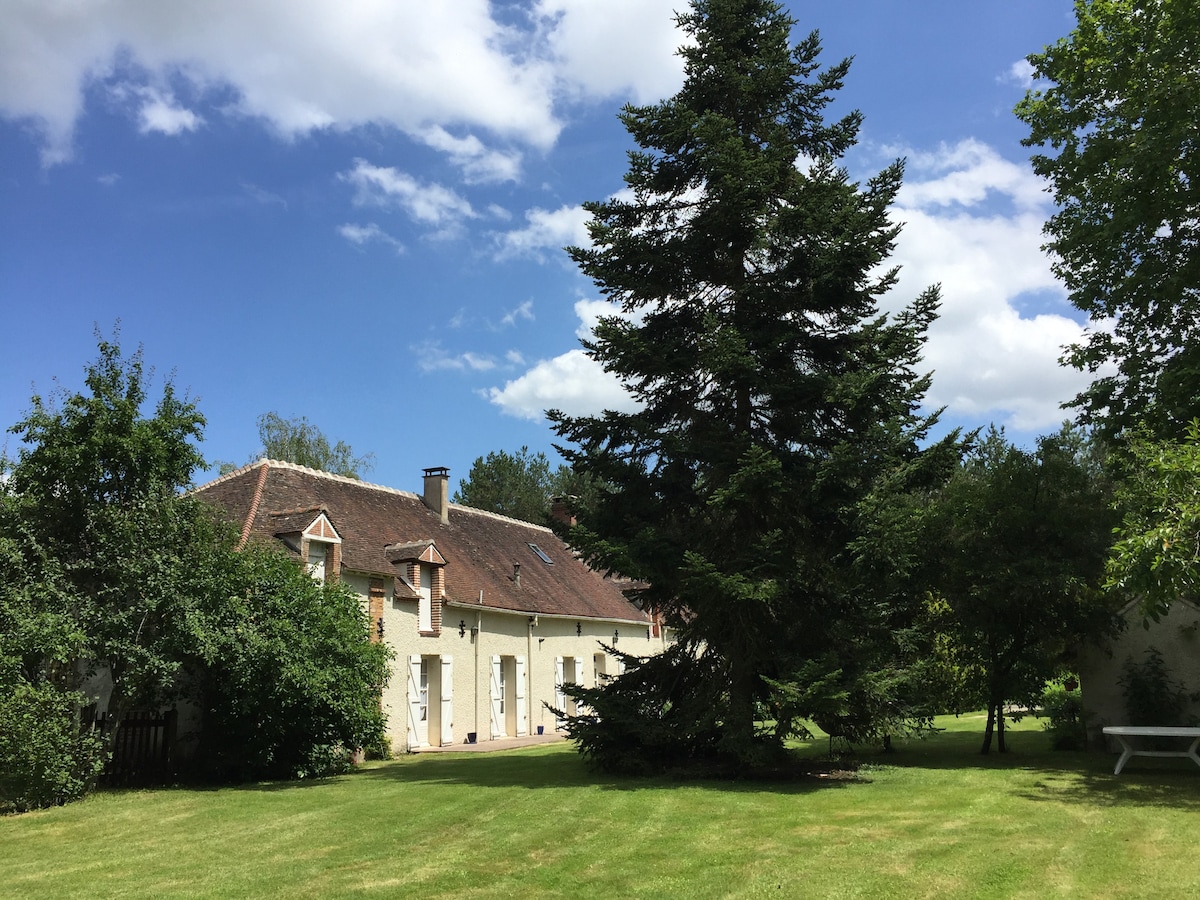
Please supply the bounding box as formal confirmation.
[0,682,107,814]
[1119,647,1194,726]
[184,545,391,783]
[1041,678,1086,750]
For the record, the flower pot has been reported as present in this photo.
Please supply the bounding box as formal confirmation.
[466,732,477,744]
[537,725,544,735]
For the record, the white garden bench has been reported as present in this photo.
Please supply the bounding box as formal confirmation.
[1102,726,1200,775]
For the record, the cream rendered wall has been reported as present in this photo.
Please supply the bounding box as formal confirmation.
[1079,599,1200,747]
[343,571,671,752]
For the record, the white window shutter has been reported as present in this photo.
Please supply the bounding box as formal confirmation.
[440,655,453,746]
[515,656,528,736]
[555,656,566,728]
[406,655,422,750]
[489,655,503,738]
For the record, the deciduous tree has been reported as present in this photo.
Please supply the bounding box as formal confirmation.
[1015,0,1200,440]
[250,412,374,479]
[1106,421,1200,620]
[5,335,209,750]
[925,425,1118,753]
[2,338,388,806]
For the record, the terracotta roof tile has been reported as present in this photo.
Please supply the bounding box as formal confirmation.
[196,460,649,625]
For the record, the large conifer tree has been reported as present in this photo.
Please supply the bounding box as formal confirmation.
[553,0,960,768]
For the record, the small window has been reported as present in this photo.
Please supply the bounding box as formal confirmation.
[528,543,553,565]
[307,542,328,582]
[418,565,433,632]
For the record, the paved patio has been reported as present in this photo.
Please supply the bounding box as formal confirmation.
[412,731,568,753]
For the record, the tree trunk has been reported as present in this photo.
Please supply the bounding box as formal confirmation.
[997,705,1008,753]
[723,655,757,763]
[981,701,996,754]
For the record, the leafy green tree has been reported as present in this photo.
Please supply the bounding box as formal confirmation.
[1106,421,1200,620]
[2,338,388,804]
[248,412,374,479]
[5,336,209,753]
[925,426,1118,753]
[0,495,107,812]
[1015,0,1200,440]
[453,446,557,523]
[181,542,390,782]
[453,446,596,525]
[553,0,961,769]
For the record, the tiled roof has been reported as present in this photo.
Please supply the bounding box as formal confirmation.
[195,460,649,625]
[270,508,329,535]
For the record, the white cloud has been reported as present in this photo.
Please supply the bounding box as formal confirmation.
[413,341,497,373]
[340,159,477,231]
[135,87,203,135]
[418,125,521,184]
[572,298,624,339]
[242,182,287,208]
[490,141,1097,434]
[493,203,591,261]
[487,348,639,420]
[0,0,685,165]
[883,139,1098,433]
[337,222,404,254]
[501,300,535,327]
[1000,59,1036,90]
[534,0,685,103]
[486,295,640,419]
[894,139,1047,212]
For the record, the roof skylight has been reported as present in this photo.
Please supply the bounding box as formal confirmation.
[528,543,553,565]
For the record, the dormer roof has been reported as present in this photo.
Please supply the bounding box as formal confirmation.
[271,507,341,542]
[385,540,445,566]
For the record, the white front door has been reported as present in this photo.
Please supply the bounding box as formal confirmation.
[406,656,428,749]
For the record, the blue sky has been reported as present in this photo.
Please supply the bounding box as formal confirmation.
[1,0,1089,494]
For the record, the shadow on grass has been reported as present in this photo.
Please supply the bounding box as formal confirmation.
[186,721,1200,810]
[347,743,866,797]
[1012,768,1200,810]
[847,726,1200,810]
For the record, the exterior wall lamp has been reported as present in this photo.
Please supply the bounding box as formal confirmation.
[613,629,619,644]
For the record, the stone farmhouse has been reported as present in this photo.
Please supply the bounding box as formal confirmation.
[196,461,665,751]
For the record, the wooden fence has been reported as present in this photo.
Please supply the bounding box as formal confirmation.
[87,709,178,785]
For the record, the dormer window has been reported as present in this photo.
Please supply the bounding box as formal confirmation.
[307,541,330,582]
[272,507,342,585]
[418,564,433,632]
[385,540,447,637]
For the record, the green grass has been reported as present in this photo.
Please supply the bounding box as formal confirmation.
[3,715,1200,898]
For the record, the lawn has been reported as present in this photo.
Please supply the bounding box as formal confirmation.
[3,715,1199,899]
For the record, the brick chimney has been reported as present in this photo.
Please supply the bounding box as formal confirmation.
[550,496,577,527]
[422,467,450,525]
